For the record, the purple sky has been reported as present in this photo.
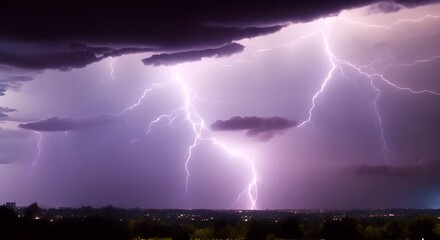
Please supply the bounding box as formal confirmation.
[1,1,440,209]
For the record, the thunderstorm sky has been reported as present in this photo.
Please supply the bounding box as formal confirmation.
[1,1,440,209]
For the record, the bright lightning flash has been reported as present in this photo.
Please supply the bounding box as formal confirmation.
[174,74,258,210]
[30,8,440,209]
[120,69,259,210]
[296,14,440,164]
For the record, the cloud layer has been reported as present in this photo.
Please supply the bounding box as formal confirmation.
[18,115,119,132]
[2,1,435,70]
[211,116,297,141]
[142,43,245,66]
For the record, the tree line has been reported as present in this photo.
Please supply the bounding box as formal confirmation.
[1,203,440,240]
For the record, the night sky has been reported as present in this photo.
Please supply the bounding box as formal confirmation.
[1,1,440,210]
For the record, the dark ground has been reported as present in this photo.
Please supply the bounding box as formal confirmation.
[1,203,440,239]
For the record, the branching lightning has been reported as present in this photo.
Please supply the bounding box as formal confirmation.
[297,27,337,128]
[119,68,259,210]
[252,31,320,58]
[112,12,439,207]
[294,15,440,164]
[28,8,440,208]
[173,75,258,209]
[118,82,172,115]
[341,13,440,37]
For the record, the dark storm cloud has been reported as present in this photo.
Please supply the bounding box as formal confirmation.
[368,0,438,14]
[18,115,119,132]
[0,51,103,71]
[0,107,17,117]
[0,75,34,96]
[0,42,157,71]
[211,116,297,141]
[69,42,158,58]
[1,0,436,70]
[394,0,440,8]
[368,2,403,13]
[351,158,440,178]
[142,43,245,66]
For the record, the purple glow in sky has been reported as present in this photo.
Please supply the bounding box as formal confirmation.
[1,1,440,209]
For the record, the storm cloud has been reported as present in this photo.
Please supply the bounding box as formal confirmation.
[368,2,403,13]
[211,116,297,141]
[142,43,245,66]
[0,107,17,117]
[1,1,436,71]
[0,0,440,209]
[0,75,33,96]
[18,115,119,132]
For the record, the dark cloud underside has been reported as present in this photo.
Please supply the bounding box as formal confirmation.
[1,1,436,70]
[18,115,119,132]
[142,43,245,66]
[211,116,297,141]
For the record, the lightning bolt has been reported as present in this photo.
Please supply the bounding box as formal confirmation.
[28,9,439,208]
[297,26,337,128]
[252,31,320,58]
[118,13,440,208]
[208,138,258,210]
[394,14,440,25]
[341,14,440,37]
[109,57,115,80]
[333,57,397,163]
[173,75,258,209]
[32,131,42,166]
[295,14,440,164]
[118,82,172,115]
[122,70,259,210]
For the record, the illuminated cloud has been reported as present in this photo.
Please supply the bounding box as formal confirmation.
[142,43,245,66]
[211,116,297,141]
[368,2,403,14]
[0,0,439,209]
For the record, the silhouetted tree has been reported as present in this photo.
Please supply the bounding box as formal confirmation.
[24,202,41,220]
[172,224,193,240]
[101,205,115,218]
[276,217,304,239]
[192,228,211,240]
[364,225,385,240]
[212,220,230,239]
[321,218,360,240]
[407,215,436,240]
[385,220,404,240]
[245,220,268,240]
[129,218,172,239]
[0,206,18,239]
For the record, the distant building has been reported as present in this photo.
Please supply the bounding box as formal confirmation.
[4,202,16,209]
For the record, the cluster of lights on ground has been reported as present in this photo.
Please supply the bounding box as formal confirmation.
[32,12,440,210]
